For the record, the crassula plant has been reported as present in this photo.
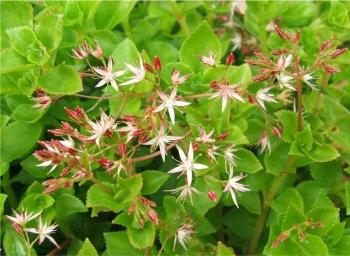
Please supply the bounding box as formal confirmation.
[1,1,350,255]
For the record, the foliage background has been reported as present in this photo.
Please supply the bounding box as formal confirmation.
[1,0,350,255]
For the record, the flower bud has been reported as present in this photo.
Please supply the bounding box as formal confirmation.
[118,143,127,157]
[98,157,112,169]
[193,143,200,152]
[210,80,220,89]
[90,45,103,59]
[148,209,159,225]
[226,52,235,65]
[128,206,135,215]
[271,127,282,138]
[319,39,333,54]
[144,63,154,73]
[330,48,347,58]
[208,191,218,202]
[104,129,113,138]
[324,64,340,74]
[217,132,229,140]
[153,55,161,71]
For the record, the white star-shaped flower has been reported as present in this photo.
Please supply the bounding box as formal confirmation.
[200,50,216,66]
[276,54,292,70]
[87,111,116,146]
[171,70,190,85]
[302,73,317,89]
[6,210,41,226]
[256,87,277,110]
[210,83,244,112]
[120,55,145,86]
[92,57,125,90]
[25,218,59,248]
[223,172,250,208]
[275,73,295,91]
[168,142,208,186]
[143,124,183,161]
[153,88,190,125]
[174,223,196,251]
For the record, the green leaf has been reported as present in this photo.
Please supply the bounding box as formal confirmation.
[307,207,339,236]
[0,1,33,48]
[309,161,343,187]
[265,142,290,175]
[235,149,263,173]
[271,188,304,214]
[0,193,7,216]
[6,26,50,65]
[127,222,156,249]
[38,64,82,95]
[86,184,123,216]
[19,194,54,213]
[180,21,221,72]
[1,121,42,162]
[56,194,87,218]
[11,104,46,123]
[282,206,306,230]
[104,231,142,256]
[93,30,123,57]
[280,2,317,27]
[289,125,313,156]
[21,155,47,178]
[115,174,143,205]
[0,48,34,75]
[303,143,340,162]
[330,235,350,255]
[111,38,139,69]
[93,1,136,30]
[327,0,350,29]
[346,183,350,215]
[294,234,329,256]
[4,225,37,256]
[141,170,169,195]
[217,241,236,256]
[225,125,249,145]
[77,238,98,256]
[34,6,63,50]
[109,97,141,117]
[275,110,298,143]
[145,41,178,64]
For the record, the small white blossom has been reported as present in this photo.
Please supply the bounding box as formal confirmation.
[256,87,277,111]
[207,145,220,163]
[168,142,208,186]
[166,184,200,204]
[200,50,216,66]
[277,54,293,70]
[258,130,271,154]
[6,210,41,226]
[174,223,196,251]
[275,73,295,91]
[210,83,245,112]
[25,218,59,248]
[171,70,190,85]
[143,124,183,162]
[120,55,145,86]
[195,127,215,144]
[117,121,140,143]
[223,172,250,208]
[92,57,125,90]
[87,111,116,146]
[302,73,317,89]
[224,145,238,168]
[153,88,190,125]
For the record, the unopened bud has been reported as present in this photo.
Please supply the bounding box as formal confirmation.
[144,63,154,73]
[153,55,161,71]
[226,52,235,65]
[128,206,135,215]
[271,127,282,138]
[208,191,218,202]
[148,209,159,225]
[118,143,127,157]
[193,143,200,152]
[217,132,229,140]
[98,157,112,169]
[320,39,333,53]
[210,80,220,89]
[330,48,347,58]
[104,129,113,138]
[324,64,340,74]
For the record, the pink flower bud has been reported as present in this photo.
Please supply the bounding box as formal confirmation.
[128,206,135,215]
[118,143,127,157]
[104,129,113,138]
[320,39,333,54]
[148,209,159,225]
[90,45,103,59]
[208,191,218,202]
[271,127,282,138]
[153,55,161,71]
[226,52,235,65]
[144,63,154,73]
[217,132,229,140]
[98,157,112,169]
[330,48,347,58]
[324,64,340,74]
[210,80,220,89]
[193,143,199,152]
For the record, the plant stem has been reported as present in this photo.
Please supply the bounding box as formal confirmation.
[157,236,169,256]
[122,18,133,40]
[247,157,294,255]
[297,80,303,132]
[1,171,18,208]
[183,93,213,99]
[170,0,190,36]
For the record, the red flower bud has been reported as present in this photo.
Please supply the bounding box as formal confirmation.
[208,191,218,202]
[330,48,347,58]
[320,39,333,53]
[144,63,154,73]
[153,55,161,71]
[128,206,135,215]
[226,52,235,65]
[104,129,113,138]
[118,143,127,157]
[271,127,282,138]
[324,64,340,74]
[193,143,200,152]
[148,209,159,225]
[217,132,229,140]
[138,218,144,227]
[98,157,112,169]
[210,80,220,89]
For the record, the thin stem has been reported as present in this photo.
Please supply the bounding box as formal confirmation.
[183,93,213,99]
[73,93,145,100]
[247,157,295,255]
[170,0,190,36]
[1,171,18,208]
[297,80,303,131]
[157,236,169,256]
[47,239,71,256]
[116,95,128,118]
[122,18,133,40]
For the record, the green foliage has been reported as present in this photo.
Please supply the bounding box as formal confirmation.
[1,1,350,255]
